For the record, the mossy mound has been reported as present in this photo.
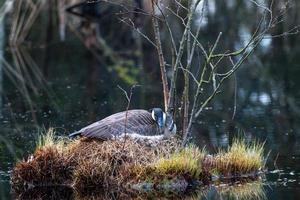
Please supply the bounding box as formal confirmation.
[11,130,266,194]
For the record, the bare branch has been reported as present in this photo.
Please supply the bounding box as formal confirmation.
[151,0,169,111]
[119,18,157,48]
[168,0,203,114]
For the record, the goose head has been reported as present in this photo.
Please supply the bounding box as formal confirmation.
[150,108,165,128]
[150,108,177,137]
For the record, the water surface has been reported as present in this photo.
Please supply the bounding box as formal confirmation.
[1,0,300,199]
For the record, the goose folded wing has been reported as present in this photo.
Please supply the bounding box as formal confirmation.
[79,110,159,139]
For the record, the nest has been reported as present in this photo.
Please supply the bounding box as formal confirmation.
[11,130,266,195]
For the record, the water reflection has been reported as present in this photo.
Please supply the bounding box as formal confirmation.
[13,186,74,200]
[13,181,267,200]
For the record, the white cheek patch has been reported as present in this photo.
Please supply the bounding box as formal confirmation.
[171,124,177,134]
[151,110,155,120]
[163,112,166,126]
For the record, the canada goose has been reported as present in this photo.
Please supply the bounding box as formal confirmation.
[69,108,176,140]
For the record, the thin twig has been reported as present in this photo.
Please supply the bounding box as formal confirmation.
[117,84,140,151]
[168,0,203,114]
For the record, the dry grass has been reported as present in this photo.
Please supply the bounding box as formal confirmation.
[118,146,207,194]
[11,130,266,194]
[11,146,74,191]
[11,129,73,191]
[11,130,181,192]
[70,138,174,191]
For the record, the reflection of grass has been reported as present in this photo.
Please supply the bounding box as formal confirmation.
[11,130,266,195]
[13,186,74,200]
[218,181,266,200]
[13,181,266,200]
[183,181,266,200]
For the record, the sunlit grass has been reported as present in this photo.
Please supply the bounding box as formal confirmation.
[213,138,265,175]
[36,128,68,153]
[36,128,55,148]
[152,146,205,179]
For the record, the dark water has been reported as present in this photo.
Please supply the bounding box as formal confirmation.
[1,0,300,199]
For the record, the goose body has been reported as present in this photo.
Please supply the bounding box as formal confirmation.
[69,108,176,140]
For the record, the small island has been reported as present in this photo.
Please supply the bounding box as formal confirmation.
[11,129,265,196]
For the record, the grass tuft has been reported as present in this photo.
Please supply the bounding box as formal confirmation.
[152,146,205,179]
[36,128,68,153]
[36,128,55,148]
[212,138,265,176]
